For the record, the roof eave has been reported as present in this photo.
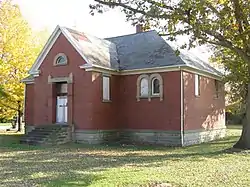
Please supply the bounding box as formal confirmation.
[79,63,222,80]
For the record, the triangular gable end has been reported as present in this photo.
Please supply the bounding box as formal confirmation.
[29,25,90,77]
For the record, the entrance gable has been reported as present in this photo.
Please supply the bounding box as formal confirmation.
[38,33,87,76]
[29,26,89,77]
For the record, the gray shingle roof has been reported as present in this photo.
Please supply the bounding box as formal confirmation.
[63,27,119,69]
[106,31,185,70]
[64,27,221,76]
[178,50,222,76]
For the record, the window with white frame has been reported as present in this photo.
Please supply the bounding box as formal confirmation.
[103,76,110,101]
[151,77,160,95]
[140,77,149,97]
[194,74,200,96]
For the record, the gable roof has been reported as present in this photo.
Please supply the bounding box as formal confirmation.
[29,25,222,78]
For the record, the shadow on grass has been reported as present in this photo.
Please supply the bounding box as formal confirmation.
[0,127,243,186]
[0,134,23,145]
[226,125,242,129]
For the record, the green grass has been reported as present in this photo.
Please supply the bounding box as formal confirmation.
[0,125,249,187]
[0,123,11,126]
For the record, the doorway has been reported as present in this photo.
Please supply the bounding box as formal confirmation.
[55,83,68,124]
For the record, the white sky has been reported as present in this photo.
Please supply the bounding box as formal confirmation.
[14,0,212,63]
[15,0,135,38]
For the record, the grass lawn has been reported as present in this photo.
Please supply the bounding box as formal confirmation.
[0,123,11,126]
[0,125,249,187]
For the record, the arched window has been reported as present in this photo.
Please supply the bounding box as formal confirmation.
[140,77,149,96]
[149,74,163,101]
[136,74,149,101]
[56,56,67,64]
[152,78,160,95]
[54,53,68,66]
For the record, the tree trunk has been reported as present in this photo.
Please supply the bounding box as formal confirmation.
[17,109,21,132]
[233,83,250,149]
[17,101,21,132]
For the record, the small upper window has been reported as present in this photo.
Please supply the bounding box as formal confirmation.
[195,74,200,96]
[140,78,149,97]
[54,53,67,66]
[56,56,66,64]
[103,76,110,101]
[215,80,219,98]
[152,78,160,95]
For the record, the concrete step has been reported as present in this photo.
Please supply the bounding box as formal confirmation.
[21,125,70,145]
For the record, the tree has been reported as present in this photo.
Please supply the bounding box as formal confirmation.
[0,87,6,97]
[211,46,248,124]
[90,0,250,149]
[211,47,248,105]
[0,0,47,131]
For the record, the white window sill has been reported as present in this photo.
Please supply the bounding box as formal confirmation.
[102,99,111,103]
[151,95,160,98]
[139,95,149,98]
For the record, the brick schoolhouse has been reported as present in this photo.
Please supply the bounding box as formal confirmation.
[22,25,225,146]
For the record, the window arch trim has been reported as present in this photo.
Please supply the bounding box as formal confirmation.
[149,73,163,101]
[136,74,150,101]
[151,77,160,95]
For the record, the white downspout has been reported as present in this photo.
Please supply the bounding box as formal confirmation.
[180,69,184,146]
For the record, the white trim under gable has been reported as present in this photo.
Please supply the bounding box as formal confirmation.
[80,64,120,75]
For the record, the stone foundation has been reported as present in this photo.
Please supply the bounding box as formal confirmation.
[183,127,226,146]
[120,130,182,146]
[74,129,181,146]
[74,130,119,144]
[24,126,227,146]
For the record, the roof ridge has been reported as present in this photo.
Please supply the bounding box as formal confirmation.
[62,26,115,45]
[60,26,157,41]
[105,30,157,40]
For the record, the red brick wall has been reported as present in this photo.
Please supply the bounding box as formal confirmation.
[91,73,121,130]
[119,71,181,131]
[183,71,225,130]
[25,84,34,125]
